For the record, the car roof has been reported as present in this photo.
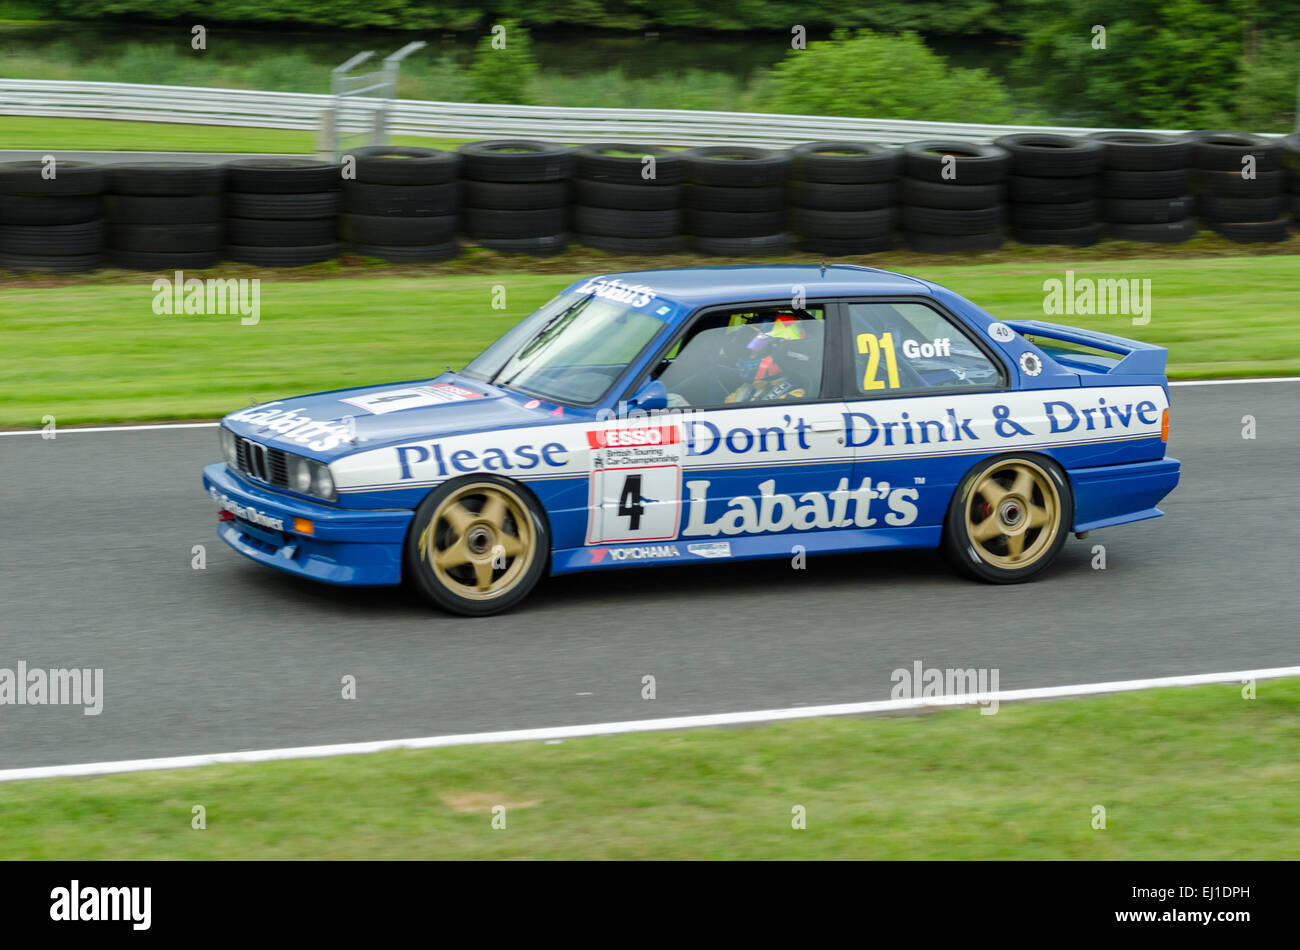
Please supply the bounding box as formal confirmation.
[569,264,933,310]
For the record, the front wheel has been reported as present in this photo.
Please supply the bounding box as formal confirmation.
[942,455,1073,583]
[405,476,549,616]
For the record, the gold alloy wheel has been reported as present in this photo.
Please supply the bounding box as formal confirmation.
[964,459,1062,570]
[418,483,536,601]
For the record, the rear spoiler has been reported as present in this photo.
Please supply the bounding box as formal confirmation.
[1005,320,1168,377]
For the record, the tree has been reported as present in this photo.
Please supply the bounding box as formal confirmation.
[468,18,538,105]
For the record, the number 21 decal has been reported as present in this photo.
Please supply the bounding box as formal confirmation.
[857,332,901,391]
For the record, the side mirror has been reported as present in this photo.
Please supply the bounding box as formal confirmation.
[625,378,668,412]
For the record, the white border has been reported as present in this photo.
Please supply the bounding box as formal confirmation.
[2,665,1296,783]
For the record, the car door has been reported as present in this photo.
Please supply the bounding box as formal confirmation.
[588,300,853,549]
[839,298,1009,531]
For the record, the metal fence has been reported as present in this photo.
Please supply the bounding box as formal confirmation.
[0,78,1282,148]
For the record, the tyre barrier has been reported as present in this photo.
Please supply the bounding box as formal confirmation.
[459,140,572,256]
[683,146,791,256]
[572,143,684,255]
[1088,132,1197,243]
[994,133,1104,247]
[787,142,900,255]
[1187,131,1289,243]
[341,146,460,262]
[1286,133,1300,225]
[223,157,341,267]
[900,140,1010,253]
[0,160,105,272]
[107,162,223,270]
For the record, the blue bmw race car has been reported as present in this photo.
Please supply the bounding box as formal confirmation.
[203,265,1180,615]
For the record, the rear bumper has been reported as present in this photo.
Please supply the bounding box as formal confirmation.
[1069,456,1180,532]
[202,463,410,585]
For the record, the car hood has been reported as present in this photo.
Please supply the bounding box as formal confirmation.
[220,373,565,461]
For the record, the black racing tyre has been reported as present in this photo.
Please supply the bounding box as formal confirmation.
[225,217,336,246]
[0,160,104,196]
[476,233,570,256]
[0,195,101,225]
[788,142,902,184]
[942,454,1073,583]
[225,191,341,220]
[1006,175,1096,204]
[573,178,680,211]
[107,162,224,196]
[461,179,568,211]
[574,144,684,185]
[691,233,788,256]
[902,141,1011,185]
[1190,169,1286,198]
[464,207,566,239]
[992,133,1105,177]
[1208,219,1290,243]
[900,178,1004,210]
[575,232,686,254]
[1011,223,1102,246]
[1195,194,1285,222]
[790,207,893,238]
[1107,219,1197,243]
[1101,195,1194,224]
[110,249,221,270]
[1088,131,1191,171]
[904,230,1005,253]
[342,146,460,185]
[344,182,458,216]
[686,208,785,237]
[1284,133,1300,174]
[687,184,786,212]
[342,213,457,245]
[1188,131,1284,172]
[405,475,549,617]
[572,205,680,238]
[0,251,103,273]
[1099,168,1189,199]
[224,158,339,195]
[788,180,894,211]
[225,242,341,266]
[348,241,461,262]
[458,140,574,183]
[109,223,222,252]
[1008,201,1097,229]
[901,204,1003,235]
[106,194,222,225]
[0,219,104,255]
[682,146,791,187]
[795,233,896,255]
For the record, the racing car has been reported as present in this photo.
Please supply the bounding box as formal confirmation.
[203,264,1179,616]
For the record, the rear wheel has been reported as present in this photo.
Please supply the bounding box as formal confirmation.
[405,476,548,616]
[943,455,1072,583]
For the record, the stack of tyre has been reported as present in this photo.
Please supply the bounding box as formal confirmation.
[0,160,105,273]
[1287,133,1300,227]
[1090,132,1195,244]
[682,146,790,256]
[224,158,341,267]
[994,133,1104,246]
[1189,131,1289,244]
[572,144,684,255]
[340,146,460,262]
[787,142,900,255]
[458,140,572,256]
[899,141,1009,253]
[106,163,223,270]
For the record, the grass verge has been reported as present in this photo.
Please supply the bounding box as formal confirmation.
[1,678,1296,859]
[1,255,1296,428]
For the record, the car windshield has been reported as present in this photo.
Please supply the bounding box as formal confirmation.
[463,293,667,405]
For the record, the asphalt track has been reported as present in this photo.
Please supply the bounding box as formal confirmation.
[1,381,1296,771]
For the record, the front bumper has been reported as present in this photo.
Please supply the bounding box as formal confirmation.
[202,463,411,586]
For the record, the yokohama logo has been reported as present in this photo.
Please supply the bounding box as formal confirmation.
[586,425,680,449]
[590,544,681,563]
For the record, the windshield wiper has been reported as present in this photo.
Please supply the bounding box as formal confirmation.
[490,296,589,388]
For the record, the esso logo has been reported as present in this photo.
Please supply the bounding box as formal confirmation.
[587,425,680,449]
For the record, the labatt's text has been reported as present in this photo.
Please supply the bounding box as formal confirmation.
[683,477,919,537]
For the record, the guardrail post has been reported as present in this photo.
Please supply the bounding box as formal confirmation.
[330,50,376,160]
[377,42,426,148]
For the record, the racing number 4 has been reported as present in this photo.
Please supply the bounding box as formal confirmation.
[858,332,900,391]
[618,474,645,531]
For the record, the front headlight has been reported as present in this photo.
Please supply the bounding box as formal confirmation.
[287,455,313,494]
[311,463,336,501]
[219,426,237,463]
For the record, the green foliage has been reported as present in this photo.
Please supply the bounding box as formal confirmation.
[762,29,1019,123]
[468,19,538,105]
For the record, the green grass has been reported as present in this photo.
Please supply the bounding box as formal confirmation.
[1,255,1295,428]
[2,678,1296,859]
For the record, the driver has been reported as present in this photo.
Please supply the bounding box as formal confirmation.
[724,312,811,403]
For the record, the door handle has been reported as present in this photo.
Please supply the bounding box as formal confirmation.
[810,420,841,432]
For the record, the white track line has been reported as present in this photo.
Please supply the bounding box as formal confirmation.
[2,665,1296,784]
[1170,377,1300,387]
